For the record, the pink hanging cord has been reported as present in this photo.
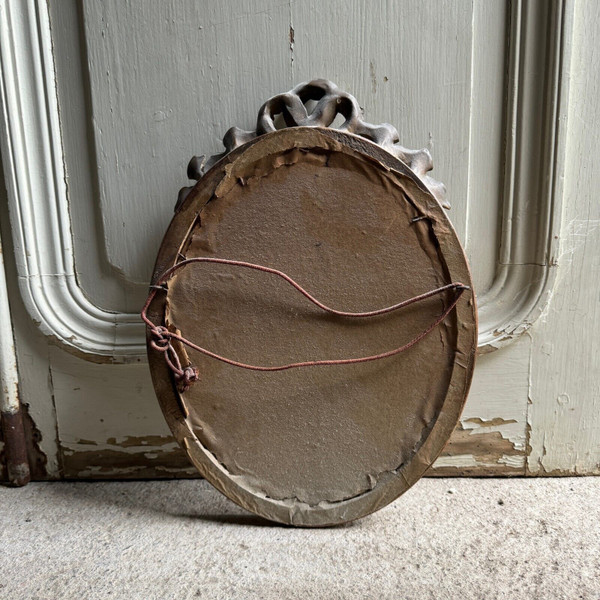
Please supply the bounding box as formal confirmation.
[141,258,469,392]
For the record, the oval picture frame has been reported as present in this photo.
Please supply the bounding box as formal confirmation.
[145,82,477,526]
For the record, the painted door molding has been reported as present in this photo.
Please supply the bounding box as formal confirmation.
[0,0,572,360]
[0,0,140,360]
[476,0,572,350]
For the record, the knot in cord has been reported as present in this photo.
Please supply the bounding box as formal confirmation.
[176,366,200,393]
[148,325,199,393]
[149,325,171,351]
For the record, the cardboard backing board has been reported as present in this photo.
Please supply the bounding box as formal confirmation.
[146,127,477,526]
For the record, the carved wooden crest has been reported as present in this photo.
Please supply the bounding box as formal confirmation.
[177,79,449,210]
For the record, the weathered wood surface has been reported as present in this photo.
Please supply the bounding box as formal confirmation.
[0,0,596,480]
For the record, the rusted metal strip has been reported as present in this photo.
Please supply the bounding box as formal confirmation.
[1,412,30,485]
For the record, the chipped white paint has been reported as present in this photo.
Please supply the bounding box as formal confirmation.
[433,455,481,470]
[432,335,531,473]
[434,454,525,471]
[461,420,525,453]
[499,455,526,469]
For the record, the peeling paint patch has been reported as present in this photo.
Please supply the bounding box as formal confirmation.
[461,416,526,452]
[61,435,196,479]
[62,445,197,480]
[104,435,176,448]
[429,422,525,476]
[499,454,526,469]
[463,417,518,427]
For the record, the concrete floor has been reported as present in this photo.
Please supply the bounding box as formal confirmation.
[1,478,598,600]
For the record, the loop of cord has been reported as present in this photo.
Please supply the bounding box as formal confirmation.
[141,258,469,392]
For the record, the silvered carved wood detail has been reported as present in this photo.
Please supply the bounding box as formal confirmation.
[179,79,448,211]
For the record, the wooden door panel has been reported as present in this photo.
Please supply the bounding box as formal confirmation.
[0,0,580,479]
